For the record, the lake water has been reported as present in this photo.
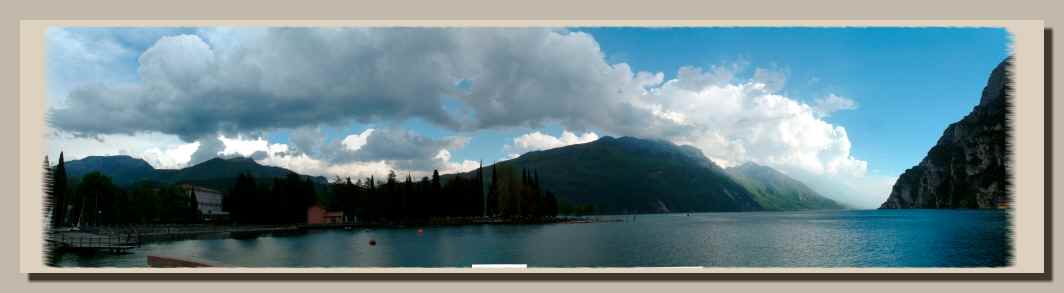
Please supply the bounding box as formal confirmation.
[52,209,1011,268]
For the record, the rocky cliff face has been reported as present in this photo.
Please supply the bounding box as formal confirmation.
[880,58,1011,209]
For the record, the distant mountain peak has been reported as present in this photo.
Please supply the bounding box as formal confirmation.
[192,156,260,166]
[733,161,757,168]
[82,154,135,160]
[731,161,772,171]
[224,156,258,163]
[68,154,153,168]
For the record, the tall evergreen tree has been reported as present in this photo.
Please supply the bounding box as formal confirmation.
[227,173,258,224]
[43,156,54,229]
[430,170,441,217]
[478,161,485,217]
[51,152,68,227]
[188,189,201,223]
[431,170,441,193]
[488,164,499,216]
[73,172,117,226]
[403,173,414,220]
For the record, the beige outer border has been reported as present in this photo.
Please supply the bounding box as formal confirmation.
[18,19,1046,274]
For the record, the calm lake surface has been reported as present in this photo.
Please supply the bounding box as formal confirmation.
[53,209,1010,268]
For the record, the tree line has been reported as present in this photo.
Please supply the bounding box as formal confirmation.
[223,172,317,224]
[322,163,560,224]
[46,153,201,227]
[45,153,564,228]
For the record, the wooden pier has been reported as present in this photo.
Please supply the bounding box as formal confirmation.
[48,231,140,254]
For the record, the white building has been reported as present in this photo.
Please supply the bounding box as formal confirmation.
[181,184,228,218]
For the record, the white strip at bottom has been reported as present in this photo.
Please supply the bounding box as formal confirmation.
[472,264,528,268]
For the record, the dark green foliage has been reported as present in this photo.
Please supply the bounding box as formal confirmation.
[166,171,318,225]
[50,153,69,227]
[72,180,168,225]
[225,173,260,223]
[486,165,500,216]
[129,182,162,223]
[476,165,559,219]
[187,189,202,223]
[69,172,120,226]
[324,165,554,224]
[53,155,328,225]
[49,154,554,226]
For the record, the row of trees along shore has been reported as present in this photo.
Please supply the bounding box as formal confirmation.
[45,153,566,227]
[325,163,559,224]
[45,153,201,227]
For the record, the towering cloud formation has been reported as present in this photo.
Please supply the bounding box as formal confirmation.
[47,27,882,206]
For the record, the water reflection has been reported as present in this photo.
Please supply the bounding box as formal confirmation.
[52,210,1010,268]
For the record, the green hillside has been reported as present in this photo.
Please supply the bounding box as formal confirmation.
[726,162,847,210]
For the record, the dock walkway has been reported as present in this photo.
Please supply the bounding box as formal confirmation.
[48,231,139,253]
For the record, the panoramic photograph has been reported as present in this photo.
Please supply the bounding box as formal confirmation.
[40,26,1012,268]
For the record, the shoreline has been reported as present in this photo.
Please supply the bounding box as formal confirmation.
[48,216,613,248]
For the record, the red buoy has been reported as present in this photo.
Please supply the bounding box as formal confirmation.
[417,228,424,234]
[369,239,377,246]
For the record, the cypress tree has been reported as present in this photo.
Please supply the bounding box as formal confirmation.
[488,164,499,216]
[188,189,200,223]
[52,152,68,227]
[431,170,441,217]
[478,161,485,217]
[533,171,540,191]
[43,156,54,229]
[404,173,413,220]
[431,170,441,193]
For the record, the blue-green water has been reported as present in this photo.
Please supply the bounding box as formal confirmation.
[53,210,1011,267]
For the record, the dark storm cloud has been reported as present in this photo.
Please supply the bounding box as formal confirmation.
[48,28,666,142]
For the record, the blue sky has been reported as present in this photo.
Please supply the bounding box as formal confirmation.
[45,27,1010,207]
[579,27,1010,176]
[260,27,1010,175]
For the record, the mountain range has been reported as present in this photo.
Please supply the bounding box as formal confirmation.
[62,137,845,213]
[449,136,844,213]
[63,155,327,191]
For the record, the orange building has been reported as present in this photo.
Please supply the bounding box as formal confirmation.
[307,204,346,224]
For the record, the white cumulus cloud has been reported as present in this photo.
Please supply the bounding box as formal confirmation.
[341,129,374,151]
[504,130,600,158]
[628,65,880,207]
